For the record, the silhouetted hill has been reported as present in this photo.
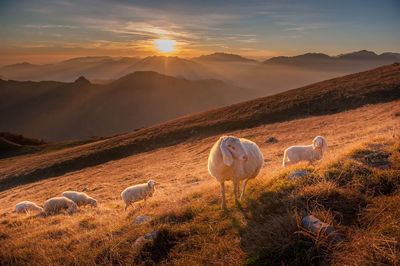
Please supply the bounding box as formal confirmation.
[193,52,256,62]
[0,132,46,159]
[264,50,400,71]
[0,71,249,140]
[337,50,400,60]
[124,56,217,80]
[0,56,141,82]
[73,76,91,86]
[0,132,45,146]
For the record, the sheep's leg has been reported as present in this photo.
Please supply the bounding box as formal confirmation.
[240,179,249,201]
[233,181,239,206]
[236,181,240,198]
[282,151,288,167]
[284,160,292,167]
[220,181,227,209]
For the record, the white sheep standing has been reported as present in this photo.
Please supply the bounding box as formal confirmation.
[15,201,43,213]
[282,136,328,167]
[208,135,264,209]
[43,196,78,215]
[121,180,156,211]
[62,191,97,207]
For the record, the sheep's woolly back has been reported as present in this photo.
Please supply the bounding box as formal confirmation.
[43,196,77,214]
[284,145,320,164]
[62,191,97,207]
[121,181,155,205]
[208,136,264,183]
[15,201,43,213]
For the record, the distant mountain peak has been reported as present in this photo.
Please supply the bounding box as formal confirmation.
[74,76,91,85]
[4,62,35,68]
[62,56,112,64]
[194,52,255,62]
[297,52,330,58]
[338,50,378,59]
[129,71,163,77]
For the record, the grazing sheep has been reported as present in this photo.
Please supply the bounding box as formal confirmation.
[62,191,97,207]
[121,180,156,211]
[208,135,264,209]
[15,201,43,213]
[282,136,328,167]
[43,196,78,215]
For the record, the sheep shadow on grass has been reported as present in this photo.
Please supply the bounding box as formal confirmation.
[239,189,335,266]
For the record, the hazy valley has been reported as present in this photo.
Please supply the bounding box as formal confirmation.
[1,50,399,141]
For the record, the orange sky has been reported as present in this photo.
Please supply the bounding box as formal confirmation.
[1,0,399,65]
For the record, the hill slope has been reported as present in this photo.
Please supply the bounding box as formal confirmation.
[0,72,250,141]
[0,97,399,265]
[0,63,399,190]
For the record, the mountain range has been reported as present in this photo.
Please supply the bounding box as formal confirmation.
[0,71,250,141]
[263,50,400,71]
[1,50,399,142]
[1,51,398,97]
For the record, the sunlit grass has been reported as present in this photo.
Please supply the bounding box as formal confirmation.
[0,102,399,265]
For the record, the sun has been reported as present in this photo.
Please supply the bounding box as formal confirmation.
[154,39,176,53]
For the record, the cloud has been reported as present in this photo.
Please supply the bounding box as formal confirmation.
[24,24,77,29]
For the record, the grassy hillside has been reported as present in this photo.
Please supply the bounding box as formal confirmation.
[0,63,398,190]
[0,98,399,265]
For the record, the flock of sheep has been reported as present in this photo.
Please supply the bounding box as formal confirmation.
[208,135,327,208]
[15,135,327,214]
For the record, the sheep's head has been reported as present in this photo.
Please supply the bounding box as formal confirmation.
[220,136,248,166]
[312,136,328,153]
[147,180,156,190]
[89,198,97,207]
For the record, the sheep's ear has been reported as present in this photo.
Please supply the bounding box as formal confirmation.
[312,141,318,149]
[312,138,320,149]
[220,138,233,166]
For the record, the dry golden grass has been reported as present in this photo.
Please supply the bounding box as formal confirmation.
[0,100,399,265]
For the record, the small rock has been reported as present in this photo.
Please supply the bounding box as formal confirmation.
[144,231,159,240]
[265,137,278,144]
[379,164,390,170]
[133,236,147,249]
[132,230,159,249]
[288,170,309,179]
[134,215,152,225]
[301,215,343,243]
